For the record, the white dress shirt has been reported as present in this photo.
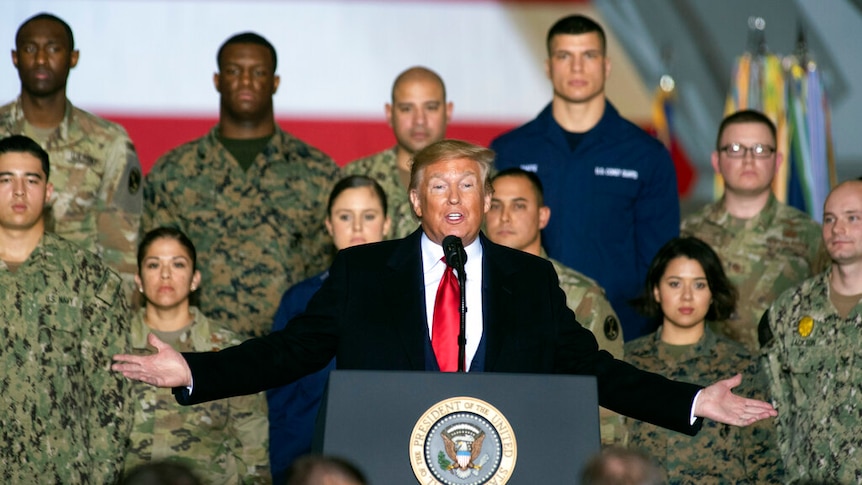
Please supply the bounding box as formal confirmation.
[421,233,484,371]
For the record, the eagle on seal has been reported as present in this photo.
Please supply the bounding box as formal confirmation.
[443,431,485,471]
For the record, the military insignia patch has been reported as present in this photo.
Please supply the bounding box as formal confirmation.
[410,396,517,484]
[128,167,142,195]
[604,316,620,341]
[797,316,814,338]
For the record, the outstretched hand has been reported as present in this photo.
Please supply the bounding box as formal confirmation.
[695,373,777,426]
[112,333,193,388]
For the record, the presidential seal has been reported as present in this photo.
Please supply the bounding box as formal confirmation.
[409,397,516,484]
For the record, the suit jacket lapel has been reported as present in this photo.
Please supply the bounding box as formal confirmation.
[384,229,428,370]
[480,233,519,372]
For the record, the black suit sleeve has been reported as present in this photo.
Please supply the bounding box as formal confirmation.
[544,259,703,435]
[175,255,348,405]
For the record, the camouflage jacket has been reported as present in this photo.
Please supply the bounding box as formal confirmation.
[342,147,419,239]
[0,97,143,300]
[624,326,783,484]
[143,125,340,338]
[549,254,623,358]
[125,307,270,484]
[681,194,822,351]
[0,232,132,484]
[760,270,862,483]
[548,254,625,446]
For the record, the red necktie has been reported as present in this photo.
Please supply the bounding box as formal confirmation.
[432,257,460,372]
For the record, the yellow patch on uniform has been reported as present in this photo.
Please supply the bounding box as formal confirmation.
[797,316,814,337]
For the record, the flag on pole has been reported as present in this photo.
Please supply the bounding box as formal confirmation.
[720,19,835,219]
[652,76,695,197]
[785,54,836,222]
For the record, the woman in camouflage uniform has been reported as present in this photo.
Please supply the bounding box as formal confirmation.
[623,237,783,484]
[123,227,270,484]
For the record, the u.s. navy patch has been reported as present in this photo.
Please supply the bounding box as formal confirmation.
[410,397,517,484]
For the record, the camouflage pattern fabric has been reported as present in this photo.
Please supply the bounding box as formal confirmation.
[0,232,132,484]
[342,147,420,239]
[681,194,822,352]
[548,255,626,445]
[0,97,143,301]
[124,307,270,484]
[760,270,862,484]
[549,255,624,358]
[143,126,340,339]
[624,326,783,484]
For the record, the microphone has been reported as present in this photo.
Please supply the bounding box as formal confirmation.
[442,235,468,372]
[442,235,467,270]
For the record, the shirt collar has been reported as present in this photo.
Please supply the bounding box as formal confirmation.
[15,96,74,142]
[653,324,718,362]
[706,192,779,230]
[421,232,483,275]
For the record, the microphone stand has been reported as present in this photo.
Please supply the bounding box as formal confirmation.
[442,236,468,372]
[456,251,467,373]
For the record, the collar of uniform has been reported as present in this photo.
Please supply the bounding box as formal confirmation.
[823,268,862,320]
[823,266,848,317]
[755,193,780,228]
[202,124,284,167]
[131,306,213,349]
[21,232,64,273]
[652,324,718,364]
[13,96,74,143]
[544,99,618,145]
[207,123,282,142]
[381,146,400,174]
[589,99,620,136]
[705,192,779,231]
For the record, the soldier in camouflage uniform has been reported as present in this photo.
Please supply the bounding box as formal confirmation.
[144,33,340,339]
[0,135,132,483]
[125,227,269,484]
[1,13,143,301]
[485,168,626,445]
[342,66,452,239]
[760,180,862,483]
[681,110,821,352]
[625,237,782,484]
[625,328,782,484]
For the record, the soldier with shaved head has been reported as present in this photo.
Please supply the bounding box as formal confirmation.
[760,179,862,483]
[343,66,453,238]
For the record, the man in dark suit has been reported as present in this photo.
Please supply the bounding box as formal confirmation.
[114,139,776,434]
